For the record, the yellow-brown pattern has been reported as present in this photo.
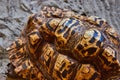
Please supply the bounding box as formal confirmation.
[7,6,120,80]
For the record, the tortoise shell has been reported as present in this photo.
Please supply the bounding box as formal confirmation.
[7,6,120,80]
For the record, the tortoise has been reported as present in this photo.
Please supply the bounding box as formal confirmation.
[7,6,120,80]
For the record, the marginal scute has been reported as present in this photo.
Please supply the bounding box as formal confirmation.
[87,16,107,27]
[27,29,42,55]
[98,45,120,71]
[75,64,101,80]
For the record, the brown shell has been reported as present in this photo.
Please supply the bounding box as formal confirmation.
[7,6,120,80]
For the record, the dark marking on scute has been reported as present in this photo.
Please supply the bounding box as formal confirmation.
[57,21,67,33]
[11,54,16,59]
[69,20,79,28]
[81,50,86,54]
[89,37,95,43]
[70,63,76,69]
[62,70,67,78]
[32,14,38,20]
[84,44,88,47]
[107,31,117,39]
[22,63,27,69]
[56,71,62,79]
[81,47,97,56]
[90,72,99,80]
[87,47,97,55]
[94,18,97,22]
[99,33,105,42]
[112,57,117,61]
[60,62,66,71]
[68,64,76,74]
[63,32,69,39]
[31,74,36,79]
[33,14,39,22]
[16,52,22,57]
[57,40,62,45]
[15,41,20,48]
[115,51,117,58]
[93,30,98,38]
[28,31,41,38]
[77,44,84,51]
[57,19,73,34]
[109,62,119,70]
[99,52,111,65]
[70,18,75,20]
[96,41,101,47]
[98,17,102,19]
[28,61,30,66]
[63,20,79,39]
[58,13,62,17]
[51,12,62,18]
[57,29,65,34]
[99,21,104,26]
[28,14,38,24]
[71,30,75,35]
[46,57,51,67]
[46,19,54,31]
